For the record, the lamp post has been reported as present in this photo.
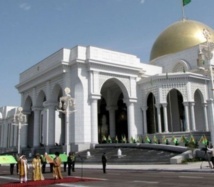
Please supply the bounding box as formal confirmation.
[58,87,75,155]
[13,107,27,154]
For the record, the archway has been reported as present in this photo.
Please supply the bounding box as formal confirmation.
[99,78,128,143]
[167,89,184,132]
[98,97,109,142]
[146,93,157,134]
[115,94,127,140]
[194,89,205,131]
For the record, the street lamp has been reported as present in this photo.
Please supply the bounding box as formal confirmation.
[13,107,27,154]
[58,87,75,155]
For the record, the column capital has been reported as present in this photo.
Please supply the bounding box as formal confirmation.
[23,110,31,115]
[124,98,137,106]
[43,101,58,108]
[32,106,43,111]
[207,98,214,104]
[189,102,195,106]
[89,94,101,100]
[183,102,189,106]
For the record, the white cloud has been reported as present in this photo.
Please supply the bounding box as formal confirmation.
[140,0,145,4]
[19,3,31,11]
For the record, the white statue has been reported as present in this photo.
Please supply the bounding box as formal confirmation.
[117,148,122,158]
[87,151,91,158]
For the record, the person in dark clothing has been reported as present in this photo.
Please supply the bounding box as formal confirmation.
[50,163,54,173]
[67,152,76,175]
[71,152,76,172]
[15,154,20,174]
[10,163,15,175]
[102,152,107,173]
[64,162,67,172]
[40,154,46,173]
[67,152,72,176]
[9,154,17,175]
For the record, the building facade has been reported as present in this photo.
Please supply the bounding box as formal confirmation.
[1,19,214,154]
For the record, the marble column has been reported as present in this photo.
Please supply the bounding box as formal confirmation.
[32,107,42,147]
[106,106,117,138]
[43,102,58,146]
[91,99,99,144]
[127,102,137,141]
[0,122,4,147]
[190,102,196,131]
[0,120,7,148]
[141,106,147,134]
[156,104,162,133]
[162,103,169,133]
[203,103,209,131]
[183,102,190,132]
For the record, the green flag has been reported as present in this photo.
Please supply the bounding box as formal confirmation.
[183,0,191,6]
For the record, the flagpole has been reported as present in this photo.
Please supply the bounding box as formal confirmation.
[181,0,185,20]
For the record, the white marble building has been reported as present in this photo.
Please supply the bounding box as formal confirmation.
[1,19,214,154]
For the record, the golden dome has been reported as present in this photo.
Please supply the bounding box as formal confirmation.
[150,19,214,61]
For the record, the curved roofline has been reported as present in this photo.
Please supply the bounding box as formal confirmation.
[150,19,214,61]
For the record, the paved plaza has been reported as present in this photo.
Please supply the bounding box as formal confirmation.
[0,162,214,186]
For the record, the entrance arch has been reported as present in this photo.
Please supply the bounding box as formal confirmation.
[99,78,128,142]
[194,89,205,131]
[167,89,184,132]
[146,93,157,134]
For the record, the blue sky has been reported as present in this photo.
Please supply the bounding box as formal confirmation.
[1,0,214,107]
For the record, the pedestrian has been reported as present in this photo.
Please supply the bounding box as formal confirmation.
[32,153,44,181]
[15,153,20,174]
[41,153,46,173]
[18,155,29,183]
[10,163,15,175]
[9,153,16,175]
[71,152,76,172]
[67,152,72,176]
[207,145,214,168]
[44,152,54,172]
[63,161,67,172]
[102,152,107,173]
[53,152,63,179]
[63,153,67,172]
[50,162,54,172]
